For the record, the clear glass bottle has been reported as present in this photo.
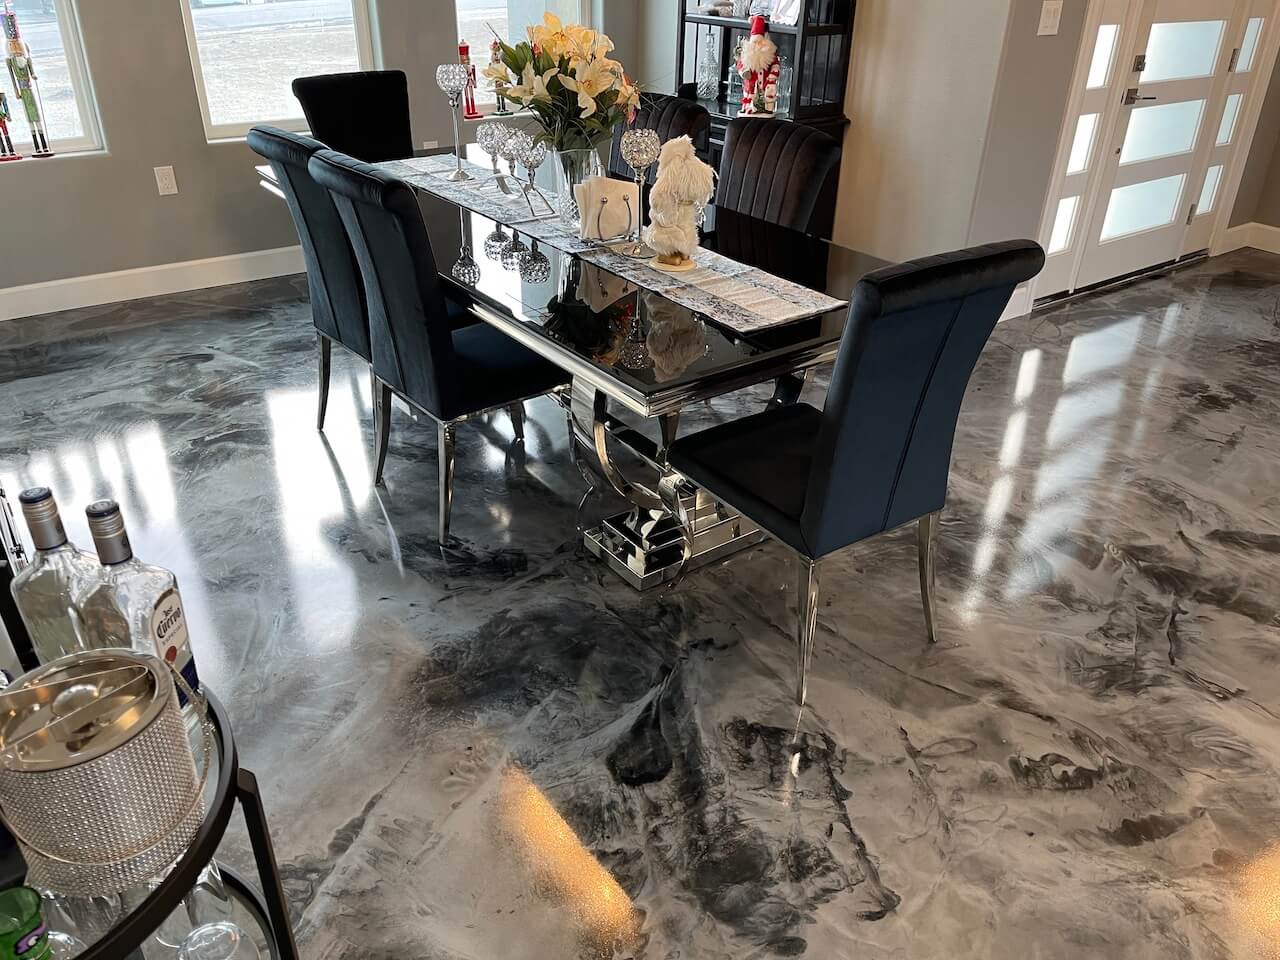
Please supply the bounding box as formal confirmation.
[696,27,721,101]
[75,500,201,722]
[9,488,100,663]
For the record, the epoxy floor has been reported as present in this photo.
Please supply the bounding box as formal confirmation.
[2,249,1279,958]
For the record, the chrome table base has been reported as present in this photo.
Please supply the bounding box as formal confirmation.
[583,486,766,591]
[570,381,768,591]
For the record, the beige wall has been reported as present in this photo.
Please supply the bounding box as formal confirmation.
[833,0,1013,261]
[969,0,1088,245]
[1230,51,1280,227]
[0,0,462,291]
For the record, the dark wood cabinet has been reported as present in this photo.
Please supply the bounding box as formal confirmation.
[675,0,856,165]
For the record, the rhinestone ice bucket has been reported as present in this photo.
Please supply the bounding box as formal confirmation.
[0,650,205,896]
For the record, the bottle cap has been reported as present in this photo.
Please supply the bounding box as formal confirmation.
[18,487,67,551]
[85,500,132,565]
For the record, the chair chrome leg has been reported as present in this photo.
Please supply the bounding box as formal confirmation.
[508,402,525,443]
[796,557,821,706]
[316,335,332,431]
[373,383,391,485]
[438,421,457,544]
[917,511,940,643]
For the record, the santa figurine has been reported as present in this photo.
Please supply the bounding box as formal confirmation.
[735,15,780,115]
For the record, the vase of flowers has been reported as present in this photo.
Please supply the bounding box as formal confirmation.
[488,13,639,231]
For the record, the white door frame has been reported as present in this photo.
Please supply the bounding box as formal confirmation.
[1030,0,1280,300]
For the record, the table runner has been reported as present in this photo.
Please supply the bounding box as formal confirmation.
[380,155,848,333]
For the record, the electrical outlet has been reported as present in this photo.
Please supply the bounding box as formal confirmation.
[154,165,178,196]
[422,140,439,150]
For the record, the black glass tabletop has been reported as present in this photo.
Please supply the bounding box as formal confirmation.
[414,184,887,417]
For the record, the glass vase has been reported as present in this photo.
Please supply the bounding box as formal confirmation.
[553,148,604,233]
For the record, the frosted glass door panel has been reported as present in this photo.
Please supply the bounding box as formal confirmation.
[1068,114,1100,173]
[1100,174,1186,241]
[1088,24,1121,88]
[1197,164,1222,213]
[1143,20,1226,81]
[1120,99,1205,163]
[1217,93,1243,143]
[1238,17,1264,71]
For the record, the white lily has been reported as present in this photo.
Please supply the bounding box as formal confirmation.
[560,58,621,117]
[507,62,559,104]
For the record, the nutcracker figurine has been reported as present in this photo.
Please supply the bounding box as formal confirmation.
[3,0,51,156]
[0,91,20,161]
[458,38,483,120]
[735,15,781,116]
[489,38,511,116]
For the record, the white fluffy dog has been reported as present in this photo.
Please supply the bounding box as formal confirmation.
[643,136,716,269]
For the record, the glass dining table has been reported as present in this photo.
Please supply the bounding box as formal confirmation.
[256,144,888,589]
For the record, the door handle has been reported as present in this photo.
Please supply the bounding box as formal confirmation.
[1124,87,1158,105]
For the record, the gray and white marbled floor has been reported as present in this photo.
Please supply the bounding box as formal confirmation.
[2,249,1279,959]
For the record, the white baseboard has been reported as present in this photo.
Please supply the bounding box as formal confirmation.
[999,282,1033,323]
[1217,221,1280,257]
[0,245,304,322]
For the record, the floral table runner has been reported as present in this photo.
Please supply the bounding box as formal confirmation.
[378,157,848,333]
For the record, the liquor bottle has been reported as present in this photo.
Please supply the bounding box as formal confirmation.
[76,500,201,719]
[9,488,99,664]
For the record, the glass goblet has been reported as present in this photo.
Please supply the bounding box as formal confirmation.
[484,224,510,261]
[477,122,507,178]
[435,64,472,182]
[619,129,661,258]
[519,240,551,283]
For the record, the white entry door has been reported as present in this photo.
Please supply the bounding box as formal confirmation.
[1036,0,1272,296]
[1076,0,1236,287]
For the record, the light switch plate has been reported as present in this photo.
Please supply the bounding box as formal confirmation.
[1038,0,1063,35]
[154,165,178,196]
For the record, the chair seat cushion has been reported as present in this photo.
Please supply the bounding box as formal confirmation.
[445,321,569,420]
[667,402,823,555]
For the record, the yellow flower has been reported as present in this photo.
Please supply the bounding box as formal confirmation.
[482,63,509,84]
[560,57,620,117]
[528,11,573,60]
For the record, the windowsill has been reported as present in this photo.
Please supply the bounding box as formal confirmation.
[0,146,108,165]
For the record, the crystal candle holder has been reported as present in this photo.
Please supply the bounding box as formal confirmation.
[435,63,472,183]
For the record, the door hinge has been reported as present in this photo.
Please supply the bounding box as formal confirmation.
[1187,202,1198,225]
[1134,53,1147,73]
[1228,47,1241,72]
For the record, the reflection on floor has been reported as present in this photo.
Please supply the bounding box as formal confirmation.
[2,249,1279,958]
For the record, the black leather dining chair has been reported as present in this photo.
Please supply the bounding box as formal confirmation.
[247,125,370,432]
[663,240,1046,704]
[308,149,571,542]
[292,71,413,162]
[608,93,712,184]
[715,118,842,238]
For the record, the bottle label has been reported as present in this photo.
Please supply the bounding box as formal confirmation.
[151,587,200,707]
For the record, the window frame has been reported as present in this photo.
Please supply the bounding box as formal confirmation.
[177,0,377,142]
[5,0,104,155]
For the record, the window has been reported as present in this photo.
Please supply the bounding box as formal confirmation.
[1237,16,1264,72]
[1086,24,1119,89]
[179,0,375,139]
[457,0,589,107]
[2,0,101,154]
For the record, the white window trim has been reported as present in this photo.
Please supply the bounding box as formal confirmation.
[6,0,104,154]
[178,0,377,142]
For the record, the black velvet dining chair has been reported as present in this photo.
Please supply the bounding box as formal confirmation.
[715,118,842,238]
[308,149,571,542]
[292,70,413,162]
[663,240,1046,704]
[608,93,712,184]
[247,125,370,432]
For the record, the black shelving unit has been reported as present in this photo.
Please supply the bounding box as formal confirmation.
[675,0,857,166]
